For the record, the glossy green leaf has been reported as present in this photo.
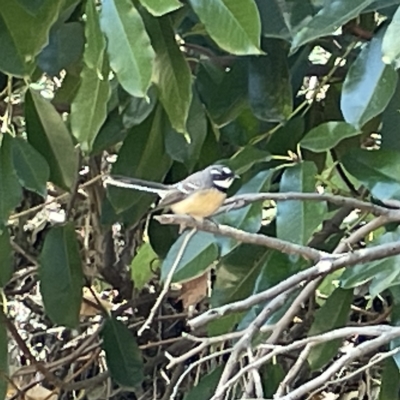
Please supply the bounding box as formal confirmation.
[291,0,374,51]
[131,242,159,290]
[107,106,172,215]
[25,89,78,191]
[144,15,192,134]
[307,288,353,370]
[277,162,327,245]
[0,0,63,76]
[341,229,400,296]
[216,170,273,256]
[0,228,12,287]
[39,223,83,328]
[382,6,400,69]
[0,134,22,222]
[211,243,267,307]
[70,61,111,153]
[11,136,50,197]
[300,121,362,152]
[101,318,144,388]
[183,366,223,400]
[161,230,218,283]
[0,312,7,400]
[100,0,155,97]
[84,0,106,71]
[139,0,183,16]
[341,149,400,200]
[248,39,292,122]
[341,29,398,128]
[189,0,262,55]
[38,22,85,76]
[379,357,400,400]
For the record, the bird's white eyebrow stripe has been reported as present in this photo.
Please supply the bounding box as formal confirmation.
[222,166,232,174]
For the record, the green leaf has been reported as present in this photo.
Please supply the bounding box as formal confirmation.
[341,29,398,128]
[216,170,273,256]
[161,231,218,283]
[38,22,85,76]
[341,229,400,296]
[307,288,353,371]
[211,243,267,307]
[300,121,362,152]
[0,228,12,287]
[260,362,286,398]
[227,146,271,175]
[381,71,400,152]
[107,106,172,216]
[101,317,144,388]
[0,0,63,76]
[100,0,155,97]
[196,59,248,126]
[0,134,22,222]
[291,0,374,51]
[121,86,157,129]
[130,242,159,290]
[144,14,192,134]
[382,6,400,69]
[277,162,327,245]
[91,109,126,155]
[254,251,306,293]
[139,0,183,17]
[248,39,292,122]
[11,137,50,197]
[0,312,7,400]
[379,357,400,400]
[189,0,262,55]
[341,149,400,200]
[84,0,106,71]
[185,89,208,171]
[183,366,224,400]
[25,89,78,191]
[39,223,83,328]
[70,61,111,153]
[256,0,315,41]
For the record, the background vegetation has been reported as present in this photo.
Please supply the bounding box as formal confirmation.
[2,0,400,399]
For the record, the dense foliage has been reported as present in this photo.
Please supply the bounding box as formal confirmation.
[2,0,400,399]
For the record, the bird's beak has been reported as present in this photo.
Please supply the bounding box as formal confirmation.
[234,174,240,179]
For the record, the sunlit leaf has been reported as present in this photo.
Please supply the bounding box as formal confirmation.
[189,0,262,55]
[100,0,154,97]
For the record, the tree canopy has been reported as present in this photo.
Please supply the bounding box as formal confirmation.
[2,0,400,399]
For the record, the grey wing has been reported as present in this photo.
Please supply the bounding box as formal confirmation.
[154,188,188,210]
[175,169,212,193]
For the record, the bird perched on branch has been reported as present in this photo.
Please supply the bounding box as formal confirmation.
[104,164,238,219]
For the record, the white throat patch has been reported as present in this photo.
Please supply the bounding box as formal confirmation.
[213,177,234,189]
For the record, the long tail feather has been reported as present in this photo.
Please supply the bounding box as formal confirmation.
[104,175,169,196]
